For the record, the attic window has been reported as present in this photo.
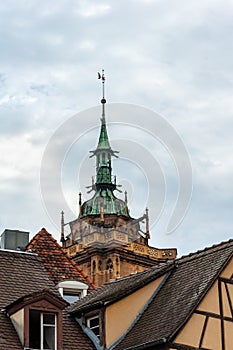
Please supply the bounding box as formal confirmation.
[87,315,100,339]
[29,310,57,350]
[63,289,81,303]
[58,280,88,303]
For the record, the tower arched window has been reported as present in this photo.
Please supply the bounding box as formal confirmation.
[106,258,113,270]
[93,260,96,273]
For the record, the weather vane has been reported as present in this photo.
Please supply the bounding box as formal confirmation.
[98,69,106,102]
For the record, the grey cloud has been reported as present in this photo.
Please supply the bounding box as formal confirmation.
[0,0,232,254]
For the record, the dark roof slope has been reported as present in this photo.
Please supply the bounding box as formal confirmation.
[68,262,174,314]
[0,249,59,349]
[0,248,95,350]
[63,313,96,350]
[26,228,95,289]
[114,239,233,350]
[0,314,22,350]
[0,249,58,308]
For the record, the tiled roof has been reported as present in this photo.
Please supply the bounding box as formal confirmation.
[0,314,22,350]
[63,313,96,350]
[0,249,58,308]
[114,239,233,350]
[0,249,59,349]
[0,248,95,350]
[68,239,233,349]
[68,262,174,314]
[26,228,95,289]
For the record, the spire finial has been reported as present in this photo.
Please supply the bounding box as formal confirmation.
[98,69,106,101]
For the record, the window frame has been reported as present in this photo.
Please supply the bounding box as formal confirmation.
[29,310,57,350]
[41,312,57,350]
[86,315,100,339]
[62,289,82,303]
[7,292,65,350]
[58,280,88,303]
[25,301,63,350]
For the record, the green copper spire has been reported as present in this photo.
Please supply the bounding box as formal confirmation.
[90,70,118,187]
[96,106,111,151]
[80,71,129,218]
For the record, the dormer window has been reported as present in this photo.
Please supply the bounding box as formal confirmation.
[6,290,66,350]
[58,280,88,303]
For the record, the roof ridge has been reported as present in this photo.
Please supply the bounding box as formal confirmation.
[5,288,67,313]
[103,262,171,285]
[177,238,233,264]
[27,228,96,289]
[0,248,37,256]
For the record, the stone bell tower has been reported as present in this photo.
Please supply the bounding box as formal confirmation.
[62,71,177,287]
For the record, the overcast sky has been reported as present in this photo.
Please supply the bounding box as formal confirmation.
[0,0,233,256]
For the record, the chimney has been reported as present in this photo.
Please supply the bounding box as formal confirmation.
[1,229,29,251]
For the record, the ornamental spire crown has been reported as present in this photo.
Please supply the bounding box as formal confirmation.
[80,71,128,218]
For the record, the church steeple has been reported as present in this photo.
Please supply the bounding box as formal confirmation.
[80,71,129,218]
[63,72,177,288]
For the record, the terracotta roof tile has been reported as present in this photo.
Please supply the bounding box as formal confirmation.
[26,228,95,289]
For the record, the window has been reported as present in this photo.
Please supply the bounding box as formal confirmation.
[106,258,113,270]
[63,290,81,303]
[58,280,88,303]
[29,310,57,350]
[87,316,100,339]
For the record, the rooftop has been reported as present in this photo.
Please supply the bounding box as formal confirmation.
[26,228,95,289]
[0,235,96,350]
[68,238,233,349]
[114,238,233,349]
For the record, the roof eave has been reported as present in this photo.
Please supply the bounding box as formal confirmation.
[69,300,104,316]
[123,337,167,350]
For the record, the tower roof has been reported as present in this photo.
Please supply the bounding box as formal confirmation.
[80,71,130,219]
[81,189,129,217]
